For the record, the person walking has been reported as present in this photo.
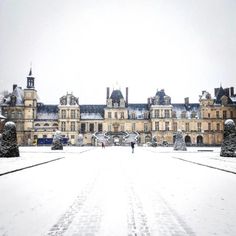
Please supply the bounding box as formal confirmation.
[131,141,135,153]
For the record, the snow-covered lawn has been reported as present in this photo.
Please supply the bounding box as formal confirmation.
[0,146,236,236]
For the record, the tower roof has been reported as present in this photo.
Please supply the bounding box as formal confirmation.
[110,89,124,103]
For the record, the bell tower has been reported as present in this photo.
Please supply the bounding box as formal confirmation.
[24,67,37,144]
[27,67,35,88]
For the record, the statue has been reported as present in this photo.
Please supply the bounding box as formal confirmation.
[220,119,236,157]
[0,121,20,157]
[51,130,63,150]
[173,130,187,151]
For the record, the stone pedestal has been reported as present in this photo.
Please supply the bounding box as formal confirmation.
[174,131,187,151]
[220,119,236,157]
[51,130,63,150]
[0,122,20,157]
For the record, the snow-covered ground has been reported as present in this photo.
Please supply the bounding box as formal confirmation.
[0,146,236,236]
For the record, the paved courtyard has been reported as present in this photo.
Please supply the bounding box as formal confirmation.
[0,146,236,236]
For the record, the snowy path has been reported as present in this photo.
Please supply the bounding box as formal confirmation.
[0,147,236,235]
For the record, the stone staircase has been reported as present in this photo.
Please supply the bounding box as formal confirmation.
[93,131,140,146]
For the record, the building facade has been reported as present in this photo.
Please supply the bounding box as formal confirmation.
[1,70,236,146]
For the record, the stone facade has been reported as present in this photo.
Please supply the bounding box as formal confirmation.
[0,70,236,146]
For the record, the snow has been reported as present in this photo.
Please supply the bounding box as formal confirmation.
[0,146,236,235]
[225,119,235,125]
[36,112,58,120]
[80,113,103,119]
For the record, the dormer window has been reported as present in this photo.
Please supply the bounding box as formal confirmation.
[131,113,136,119]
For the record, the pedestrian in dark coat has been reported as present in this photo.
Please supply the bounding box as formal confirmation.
[131,142,135,153]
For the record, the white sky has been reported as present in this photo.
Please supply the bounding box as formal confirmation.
[0,0,236,104]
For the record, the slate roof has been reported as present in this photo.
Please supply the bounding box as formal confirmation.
[110,90,124,103]
[128,103,149,119]
[155,89,167,105]
[172,103,200,119]
[36,104,58,120]
[215,86,233,104]
[80,105,106,120]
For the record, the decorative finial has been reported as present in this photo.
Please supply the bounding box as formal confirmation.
[29,62,32,76]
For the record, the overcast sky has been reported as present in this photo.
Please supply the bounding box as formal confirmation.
[0,0,236,105]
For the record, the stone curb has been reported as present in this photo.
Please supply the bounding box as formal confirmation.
[0,157,65,177]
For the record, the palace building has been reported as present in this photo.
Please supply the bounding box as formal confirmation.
[0,69,236,146]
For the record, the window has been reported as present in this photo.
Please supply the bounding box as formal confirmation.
[120,125,124,131]
[164,110,170,118]
[132,123,136,131]
[115,112,118,119]
[197,123,201,132]
[98,123,103,132]
[71,110,75,119]
[223,111,227,119]
[44,123,49,126]
[230,111,233,118]
[181,111,186,119]
[89,123,94,133]
[208,123,211,131]
[108,125,112,132]
[155,110,159,118]
[43,135,47,138]
[18,111,22,118]
[216,111,220,119]
[61,122,66,131]
[191,112,197,118]
[144,123,148,132]
[216,123,220,131]
[185,123,190,132]
[172,111,176,118]
[208,113,210,118]
[131,113,136,119]
[35,123,40,127]
[155,122,159,131]
[165,122,170,131]
[144,112,149,119]
[81,123,86,133]
[120,112,124,119]
[173,122,177,132]
[62,110,66,119]
[11,111,15,119]
[71,121,75,131]
[108,112,112,118]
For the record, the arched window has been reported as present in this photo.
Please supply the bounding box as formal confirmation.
[197,135,203,146]
[44,123,49,127]
[35,123,40,127]
[185,135,191,145]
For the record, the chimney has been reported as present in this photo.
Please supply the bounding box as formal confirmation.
[184,97,189,105]
[214,88,219,97]
[106,87,110,99]
[13,84,17,91]
[126,87,129,106]
[230,87,234,96]
[224,88,229,96]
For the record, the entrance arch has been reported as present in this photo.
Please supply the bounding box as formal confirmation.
[197,135,203,146]
[185,135,191,146]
